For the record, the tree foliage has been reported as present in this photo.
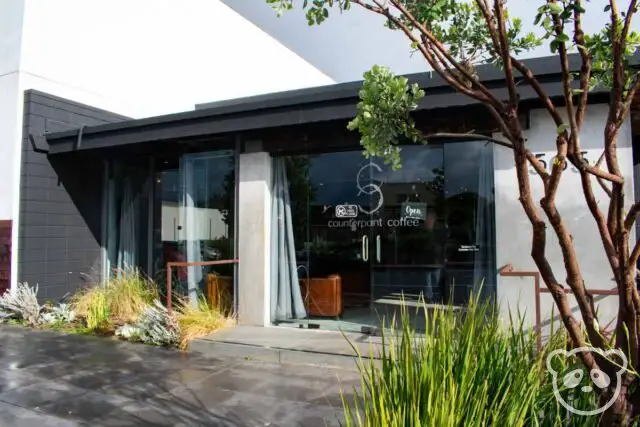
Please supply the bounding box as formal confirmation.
[346,65,424,169]
[268,0,640,424]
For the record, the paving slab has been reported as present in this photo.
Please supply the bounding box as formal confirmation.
[190,325,385,369]
[0,325,362,426]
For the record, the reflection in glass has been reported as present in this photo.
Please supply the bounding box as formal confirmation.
[271,142,496,331]
[106,161,150,277]
[444,142,496,304]
[371,145,446,305]
[152,151,235,307]
[271,158,307,321]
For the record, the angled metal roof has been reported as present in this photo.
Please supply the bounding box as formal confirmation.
[44,55,581,154]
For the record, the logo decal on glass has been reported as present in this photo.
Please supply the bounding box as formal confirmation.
[335,204,358,218]
[356,162,384,215]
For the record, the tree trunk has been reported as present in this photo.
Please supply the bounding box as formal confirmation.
[601,389,631,427]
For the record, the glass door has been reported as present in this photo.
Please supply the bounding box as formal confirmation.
[369,142,497,330]
[306,151,373,331]
[369,145,446,330]
[275,152,374,331]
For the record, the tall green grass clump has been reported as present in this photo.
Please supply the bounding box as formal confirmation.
[342,294,556,427]
[72,268,158,329]
[85,290,110,331]
[175,293,233,350]
[105,268,158,323]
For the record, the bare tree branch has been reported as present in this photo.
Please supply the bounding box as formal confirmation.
[626,202,640,233]
[420,132,514,149]
[573,3,591,129]
[493,0,519,107]
[596,151,614,197]
[475,0,502,52]
[350,0,383,14]
[618,75,640,125]
[550,0,579,158]
[387,0,505,110]
[609,0,624,129]
[580,162,625,185]
[630,240,640,274]
[622,0,639,48]
[511,58,564,127]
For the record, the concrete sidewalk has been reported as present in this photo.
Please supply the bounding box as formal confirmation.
[190,325,384,368]
[0,325,361,426]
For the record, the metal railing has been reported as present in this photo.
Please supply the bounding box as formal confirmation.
[499,263,618,350]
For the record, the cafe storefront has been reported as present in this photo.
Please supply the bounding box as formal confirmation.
[38,57,628,334]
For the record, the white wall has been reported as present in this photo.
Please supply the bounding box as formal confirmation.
[1,0,25,221]
[495,105,634,335]
[160,205,228,242]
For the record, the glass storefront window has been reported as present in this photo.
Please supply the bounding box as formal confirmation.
[271,142,496,332]
[105,160,151,277]
[443,142,496,304]
[105,149,236,311]
[152,151,236,308]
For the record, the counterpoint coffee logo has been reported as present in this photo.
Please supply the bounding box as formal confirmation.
[335,162,384,218]
[546,347,628,416]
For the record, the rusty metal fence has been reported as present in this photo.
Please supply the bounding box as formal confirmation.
[499,263,618,349]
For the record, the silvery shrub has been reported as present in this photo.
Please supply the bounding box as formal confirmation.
[117,300,179,347]
[0,283,41,326]
[39,303,76,325]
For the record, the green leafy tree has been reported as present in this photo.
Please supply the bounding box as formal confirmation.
[268,0,640,424]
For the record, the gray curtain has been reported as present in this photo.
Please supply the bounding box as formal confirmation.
[270,158,307,321]
[181,155,203,306]
[117,176,137,272]
[106,174,117,277]
[472,144,496,296]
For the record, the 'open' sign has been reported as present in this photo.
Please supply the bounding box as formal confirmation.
[401,202,426,220]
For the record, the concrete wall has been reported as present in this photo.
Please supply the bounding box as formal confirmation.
[495,104,634,333]
[237,151,272,326]
[18,90,128,300]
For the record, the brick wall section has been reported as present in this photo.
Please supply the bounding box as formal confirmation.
[0,221,11,294]
[19,90,129,300]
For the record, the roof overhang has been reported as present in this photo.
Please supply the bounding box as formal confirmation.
[45,55,589,155]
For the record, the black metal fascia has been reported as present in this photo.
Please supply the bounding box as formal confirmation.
[44,53,620,155]
[29,134,50,154]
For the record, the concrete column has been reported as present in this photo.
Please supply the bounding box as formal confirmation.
[237,151,272,326]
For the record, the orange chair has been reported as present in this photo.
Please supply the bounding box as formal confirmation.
[299,274,343,317]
